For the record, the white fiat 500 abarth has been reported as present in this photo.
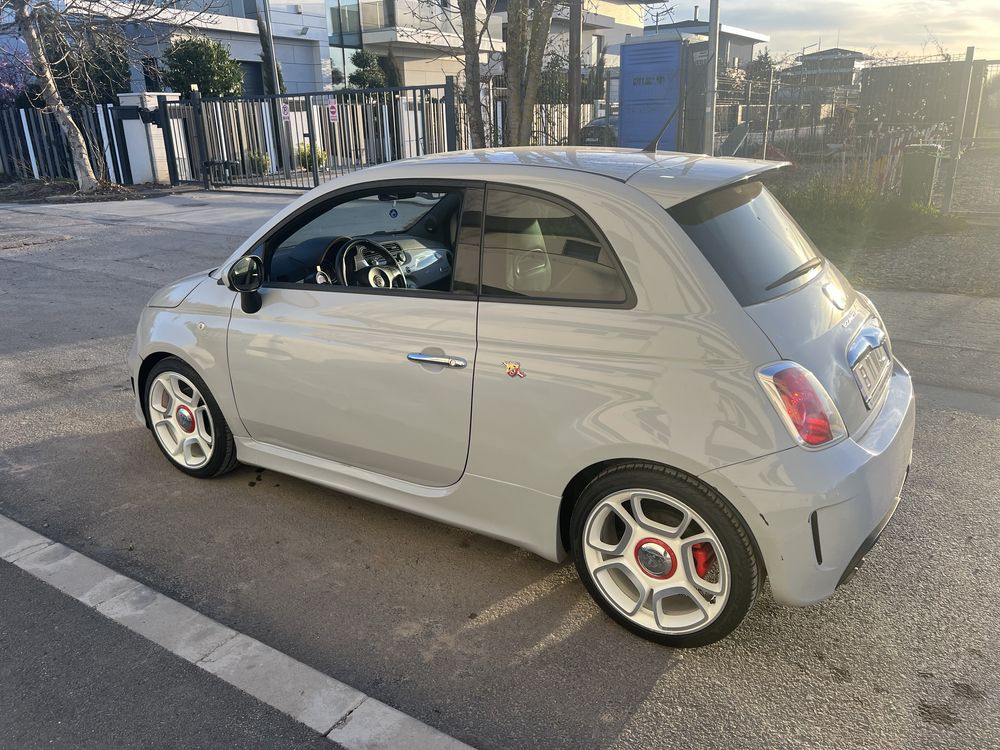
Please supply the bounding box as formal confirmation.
[129,149,914,646]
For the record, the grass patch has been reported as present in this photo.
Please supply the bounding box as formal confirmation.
[769,175,967,262]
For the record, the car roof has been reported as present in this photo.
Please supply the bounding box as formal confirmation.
[361,148,788,208]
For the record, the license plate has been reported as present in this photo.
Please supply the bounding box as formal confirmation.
[852,344,891,407]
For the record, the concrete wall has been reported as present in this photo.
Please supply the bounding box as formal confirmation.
[117,92,181,185]
[126,5,330,94]
[204,29,326,92]
[396,55,464,87]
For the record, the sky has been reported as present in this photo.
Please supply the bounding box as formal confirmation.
[652,1,1000,61]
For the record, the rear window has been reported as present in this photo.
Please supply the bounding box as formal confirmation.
[668,181,821,306]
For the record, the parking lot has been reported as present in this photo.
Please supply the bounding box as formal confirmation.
[2,191,999,749]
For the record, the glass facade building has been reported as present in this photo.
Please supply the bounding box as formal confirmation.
[327,0,397,87]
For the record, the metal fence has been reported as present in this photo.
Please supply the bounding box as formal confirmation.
[159,82,458,190]
[453,72,612,149]
[709,58,1000,213]
[0,103,131,185]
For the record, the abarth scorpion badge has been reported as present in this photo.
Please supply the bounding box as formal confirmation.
[502,361,526,378]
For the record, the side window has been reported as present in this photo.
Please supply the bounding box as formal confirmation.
[265,187,467,294]
[481,188,629,304]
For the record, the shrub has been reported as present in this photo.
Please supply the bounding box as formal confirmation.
[296,142,328,169]
[162,38,243,98]
[246,150,271,175]
[347,50,386,89]
[768,174,965,258]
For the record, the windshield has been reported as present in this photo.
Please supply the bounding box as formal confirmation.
[275,193,449,253]
[667,181,822,306]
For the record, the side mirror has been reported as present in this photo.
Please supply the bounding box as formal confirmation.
[228,256,263,314]
[228,255,263,293]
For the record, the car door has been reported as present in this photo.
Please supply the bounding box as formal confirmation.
[227,183,483,488]
[467,185,638,495]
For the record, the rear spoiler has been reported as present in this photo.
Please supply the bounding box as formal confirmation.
[626,156,792,210]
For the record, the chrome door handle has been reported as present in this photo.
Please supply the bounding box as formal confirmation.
[407,352,467,368]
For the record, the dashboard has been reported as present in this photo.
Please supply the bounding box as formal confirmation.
[270,234,453,291]
[360,235,453,290]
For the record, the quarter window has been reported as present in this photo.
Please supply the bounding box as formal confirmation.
[481,189,628,303]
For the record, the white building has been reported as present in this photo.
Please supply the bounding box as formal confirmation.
[325,0,503,87]
[136,1,330,94]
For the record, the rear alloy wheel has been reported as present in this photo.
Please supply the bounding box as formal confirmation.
[571,464,761,647]
[144,357,238,478]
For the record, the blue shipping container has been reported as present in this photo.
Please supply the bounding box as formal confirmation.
[618,39,684,149]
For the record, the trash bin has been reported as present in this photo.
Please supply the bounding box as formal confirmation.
[900,144,943,206]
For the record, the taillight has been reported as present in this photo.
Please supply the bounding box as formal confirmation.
[757,362,847,448]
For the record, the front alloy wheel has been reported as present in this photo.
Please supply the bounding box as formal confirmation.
[144,357,239,478]
[149,372,215,469]
[571,464,761,647]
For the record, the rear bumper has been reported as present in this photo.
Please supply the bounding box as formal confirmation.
[701,360,915,606]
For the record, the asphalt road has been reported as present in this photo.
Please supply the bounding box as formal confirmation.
[0,560,335,750]
[1,192,999,749]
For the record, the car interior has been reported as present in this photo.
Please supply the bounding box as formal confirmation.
[480,190,628,302]
[264,186,627,301]
[267,190,463,292]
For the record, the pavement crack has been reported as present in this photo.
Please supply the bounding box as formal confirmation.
[194,631,240,666]
[325,695,368,735]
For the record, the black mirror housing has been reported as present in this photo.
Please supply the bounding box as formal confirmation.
[229,255,263,293]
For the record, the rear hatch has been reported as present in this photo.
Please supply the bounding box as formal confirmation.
[665,180,890,434]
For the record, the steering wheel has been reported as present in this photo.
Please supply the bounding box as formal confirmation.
[315,236,407,288]
[333,238,406,289]
[315,235,351,285]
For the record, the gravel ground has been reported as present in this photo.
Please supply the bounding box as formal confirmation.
[824,145,1000,297]
[950,146,1000,214]
[832,226,1000,297]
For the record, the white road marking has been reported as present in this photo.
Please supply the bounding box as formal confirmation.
[0,513,474,749]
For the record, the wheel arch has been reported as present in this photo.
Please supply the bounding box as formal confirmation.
[557,458,767,576]
[137,351,180,427]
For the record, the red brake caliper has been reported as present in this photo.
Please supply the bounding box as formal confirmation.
[691,543,716,578]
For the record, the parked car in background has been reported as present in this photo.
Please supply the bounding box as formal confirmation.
[581,115,618,147]
[129,148,914,647]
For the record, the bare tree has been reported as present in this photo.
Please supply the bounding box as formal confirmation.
[505,0,556,145]
[396,0,501,148]
[401,0,660,147]
[401,0,564,146]
[456,0,498,147]
[1,0,222,191]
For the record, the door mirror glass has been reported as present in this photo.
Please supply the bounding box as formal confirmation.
[229,255,263,293]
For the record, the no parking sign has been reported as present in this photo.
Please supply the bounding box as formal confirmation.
[280,102,290,122]
[328,101,339,123]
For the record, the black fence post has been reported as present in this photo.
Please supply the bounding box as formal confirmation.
[444,76,458,152]
[158,95,180,187]
[304,93,320,187]
[190,89,211,189]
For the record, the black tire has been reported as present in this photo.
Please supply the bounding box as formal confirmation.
[144,356,239,479]
[570,462,762,647]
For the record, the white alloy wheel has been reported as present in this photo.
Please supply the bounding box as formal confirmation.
[147,371,216,469]
[581,489,731,636]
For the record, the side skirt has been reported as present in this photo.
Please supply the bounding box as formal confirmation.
[234,438,565,562]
